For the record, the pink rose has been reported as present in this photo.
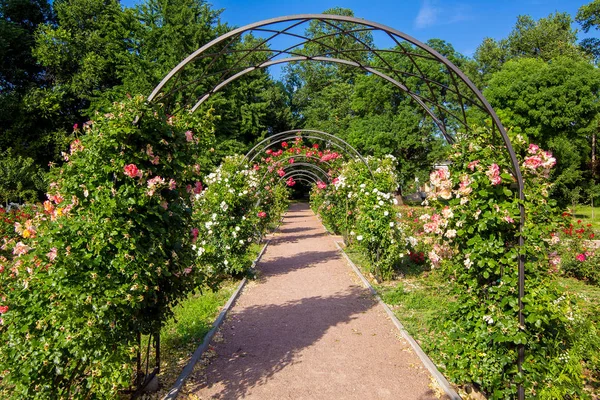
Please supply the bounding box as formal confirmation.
[194,181,203,194]
[46,247,58,261]
[185,130,194,142]
[528,144,539,154]
[124,164,141,178]
[486,163,501,186]
[467,160,480,171]
[524,156,542,170]
[576,253,586,262]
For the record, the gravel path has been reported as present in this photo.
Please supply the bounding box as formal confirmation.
[182,202,446,399]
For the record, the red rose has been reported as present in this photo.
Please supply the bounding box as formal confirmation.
[124,164,141,178]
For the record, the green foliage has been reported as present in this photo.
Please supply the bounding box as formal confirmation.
[0,0,61,189]
[284,21,454,184]
[0,148,46,205]
[558,217,600,285]
[311,155,407,280]
[192,155,289,283]
[577,0,600,62]
[425,129,591,398]
[484,56,600,203]
[471,11,586,85]
[0,96,216,398]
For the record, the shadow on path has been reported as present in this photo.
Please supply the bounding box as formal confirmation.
[257,250,341,278]
[187,286,376,399]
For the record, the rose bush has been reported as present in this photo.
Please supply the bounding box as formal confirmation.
[425,129,596,399]
[311,155,408,280]
[0,96,217,398]
[192,155,289,284]
[558,217,600,285]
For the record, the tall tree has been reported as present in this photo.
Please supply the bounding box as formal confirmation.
[0,0,56,178]
[471,12,585,86]
[484,56,600,202]
[577,1,600,179]
[577,0,600,62]
[34,0,138,113]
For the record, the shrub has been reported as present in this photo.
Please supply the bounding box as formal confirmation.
[192,155,289,284]
[0,96,216,398]
[558,218,600,285]
[427,129,591,398]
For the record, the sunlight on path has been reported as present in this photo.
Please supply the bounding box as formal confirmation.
[182,203,446,399]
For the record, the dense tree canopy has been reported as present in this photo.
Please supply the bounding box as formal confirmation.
[484,56,600,201]
[0,0,599,206]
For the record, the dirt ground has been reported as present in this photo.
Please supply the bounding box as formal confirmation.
[181,203,446,399]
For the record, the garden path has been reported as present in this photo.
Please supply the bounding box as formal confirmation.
[182,202,446,399]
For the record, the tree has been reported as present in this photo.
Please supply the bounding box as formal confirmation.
[484,56,600,202]
[576,0,600,62]
[471,12,586,86]
[0,0,57,174]
[0,148,46,205]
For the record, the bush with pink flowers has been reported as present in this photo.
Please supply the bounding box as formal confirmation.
[0,96,217,398]
[423,128,596,398]
[558,217,600,285]
[310,155,407,280]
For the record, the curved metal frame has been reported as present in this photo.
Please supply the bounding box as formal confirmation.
[254,169,324,209]
[281,171,323,184]
[245,129,374,178]
[261,162,332,185]
[286,176,318,185]
[267,154,333,169]
[148,15,527,397]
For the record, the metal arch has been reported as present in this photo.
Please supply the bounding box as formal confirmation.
[281,170,326,184]
[257,157,333,187]
[281,171,322,184]
[279,162,331,180]
[268,154,334,169]
[245,129,374,178]
[247,134,353,164]
[284,176,318,185]
[254,169,324,207]
[145,14,486,136]
[148,15,527,396]
[188,56,454,142]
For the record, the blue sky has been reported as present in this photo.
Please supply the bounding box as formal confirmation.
[121,0,592,58]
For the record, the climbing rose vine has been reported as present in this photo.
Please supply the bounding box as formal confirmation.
[426,129,595,399]
[0,96,217,398]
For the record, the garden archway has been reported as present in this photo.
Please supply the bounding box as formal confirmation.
[148,14,527,398]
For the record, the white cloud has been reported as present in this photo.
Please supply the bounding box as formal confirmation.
[415,0,441,29]
[415,1,473,30]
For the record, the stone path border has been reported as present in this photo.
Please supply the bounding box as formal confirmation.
[333,241,461,400]
[161,240,271,400]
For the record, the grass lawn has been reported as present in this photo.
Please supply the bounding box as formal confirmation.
[571,205,600,231]
[557,277,600,394]
[142,242,265,397]
[140,279,239,398]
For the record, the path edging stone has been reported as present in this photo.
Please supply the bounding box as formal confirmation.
[161,240,271,400]
[333,241,462,400]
